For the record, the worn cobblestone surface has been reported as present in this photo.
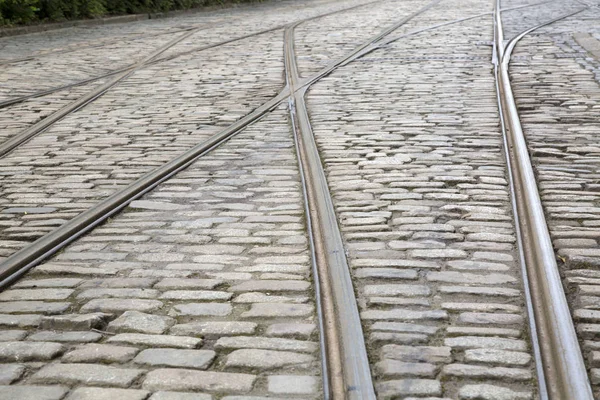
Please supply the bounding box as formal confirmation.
[0,0,380,260]
[306,0,538,397]
[0,106,322,398]
[2,0,600,398]
[508,2,600,396]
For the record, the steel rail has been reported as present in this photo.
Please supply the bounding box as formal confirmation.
[0,0,384,110]
[0,0,440,294]
[284,27,332,398]
[282,0,447,397]
[492,12,547,399]
[284,21,371,399]
[0,26,206,158]
[493,1,593,399]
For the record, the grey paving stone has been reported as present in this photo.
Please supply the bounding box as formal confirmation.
[134,349,216,369]
[107,333,201,348]
[80,298,163,313]
[31,363,144,387]
[0,301,70,314]
[241,303,313,318]
[107,310,175,334]
[0,385,68,400]
[265,323,315,338]
[229,280,309,292]
[169,303,232,317]
[170,322,257,337]
[377,379,442,397]
[443,363,531,380]
[65,387,150,400]
[376,360,437,377]
[215,336,317,353]
[267,375,318,394]
[62,344,139,363]
[0,330,27,341]
[225,349,314,369]
[0,363,25,384]
[27,331,102,343]
[0,341,64,361]
[143,369,256,392]
[40,313,110,330]
[0,289,74,301]
[381,345,452,364]
[0,314,41,328]
[153,279,223,290]
[458,384,531,399]
[464,349,531,366]
[149,393,212,400]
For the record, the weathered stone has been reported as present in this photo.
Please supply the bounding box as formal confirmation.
[241,303,313,318]
[0,341,64,361]
[108,311,175,334]
[149,392,212,400]
[377,379,442,397]
[169,303,232,317]
[40,313,109,330]
[134,349,215,369]
[381,345,452,363]
[31,363,144,387]
[0,363,24,384]
[267,375,318,394]
[225,349,314,369]
[27,331,102,343]
[459,384,531,400]
[0,385,68,400]
[108,333,201,348]
[80,299,163,313]
[62,344,139,363]
[170,322,257,337]
[143,369,256,392]
[65,388,150,400]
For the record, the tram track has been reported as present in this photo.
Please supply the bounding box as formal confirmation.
[493,1,593,398]
[0,0,387,158]
[0,0,439,286]
[0,0,548,113]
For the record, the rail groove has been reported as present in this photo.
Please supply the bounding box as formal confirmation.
[493,1,593,399]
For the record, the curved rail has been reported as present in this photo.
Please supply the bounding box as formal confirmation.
[0,0,439,293]
[493,1,593,399]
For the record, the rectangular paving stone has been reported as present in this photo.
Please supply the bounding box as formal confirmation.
[0,301,70,314]
[80,298,163,313]
[65,387,150,400]
[62,343,139,363]
[134,349,216,369]
[0,289,74,301]
[0,341,64,361]
[143,369,256,392]
[31,363,144,387]
[107,333,202,348]
[0,385,68,400]
[0,363,25,384]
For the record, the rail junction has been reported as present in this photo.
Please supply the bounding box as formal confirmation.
[0,0,599,398]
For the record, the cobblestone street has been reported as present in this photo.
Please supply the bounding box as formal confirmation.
[0,0,599,398]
